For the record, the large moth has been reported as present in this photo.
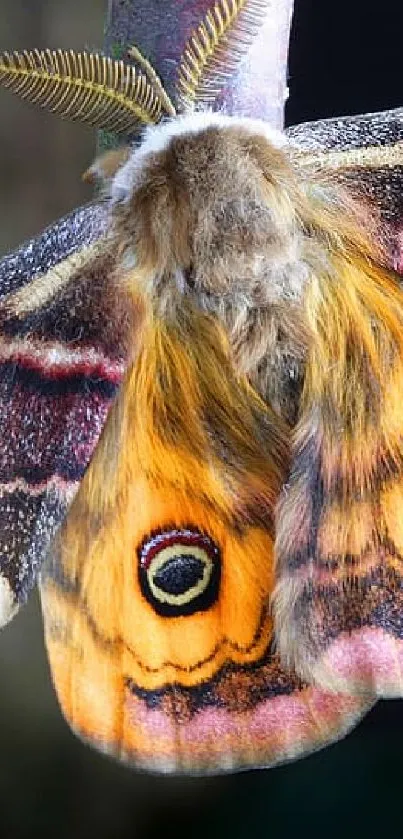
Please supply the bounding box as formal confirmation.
[0,0,403,775]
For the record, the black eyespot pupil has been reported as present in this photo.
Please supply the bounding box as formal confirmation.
[153,555,206,596]
[137,528,221,617]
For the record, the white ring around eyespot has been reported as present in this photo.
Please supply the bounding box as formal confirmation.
[147,544,213,607]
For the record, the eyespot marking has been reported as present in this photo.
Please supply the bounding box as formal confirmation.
[137,527,221,617]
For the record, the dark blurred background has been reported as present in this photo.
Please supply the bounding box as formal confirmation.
[0,1,402,837]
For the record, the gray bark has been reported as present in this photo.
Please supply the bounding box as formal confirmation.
[105,0,294,129]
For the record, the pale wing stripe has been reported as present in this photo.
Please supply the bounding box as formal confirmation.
[0,476,77,499]
[0,338,125,378]
[3,245,97,316]
[291,140,403,171]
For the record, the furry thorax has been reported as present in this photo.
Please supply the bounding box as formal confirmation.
[98,112,386,429]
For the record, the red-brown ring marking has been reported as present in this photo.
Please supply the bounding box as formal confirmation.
[137,527,221,617]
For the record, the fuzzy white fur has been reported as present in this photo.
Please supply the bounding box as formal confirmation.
[111,111,286,204]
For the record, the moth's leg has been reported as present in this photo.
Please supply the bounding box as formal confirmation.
[82,146,131,187]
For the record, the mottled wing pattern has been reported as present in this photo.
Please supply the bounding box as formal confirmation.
[0,205,131,620]
[276,109,403,695]
[0,204,107,299]
[287,108,403,267]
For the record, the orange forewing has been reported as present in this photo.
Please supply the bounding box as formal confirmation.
[41,312,370,773]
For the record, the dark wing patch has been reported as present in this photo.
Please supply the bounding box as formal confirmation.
[0,229,133,623]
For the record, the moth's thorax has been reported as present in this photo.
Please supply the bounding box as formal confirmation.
[111,112,287,200]
[109,112,309,424]
[112,115,306,306]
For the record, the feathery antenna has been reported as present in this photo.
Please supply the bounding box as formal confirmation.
[176,0,269,111]
[127,45,176,117]
[0,49,168,134]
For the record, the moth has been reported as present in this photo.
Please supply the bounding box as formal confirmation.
[0,0,403,775]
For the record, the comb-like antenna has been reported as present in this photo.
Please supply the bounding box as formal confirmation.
[127,45,176,117]
[176,0,270,111]
[0,49,171,134]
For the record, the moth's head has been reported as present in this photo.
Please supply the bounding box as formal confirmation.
[111,114,305,306]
